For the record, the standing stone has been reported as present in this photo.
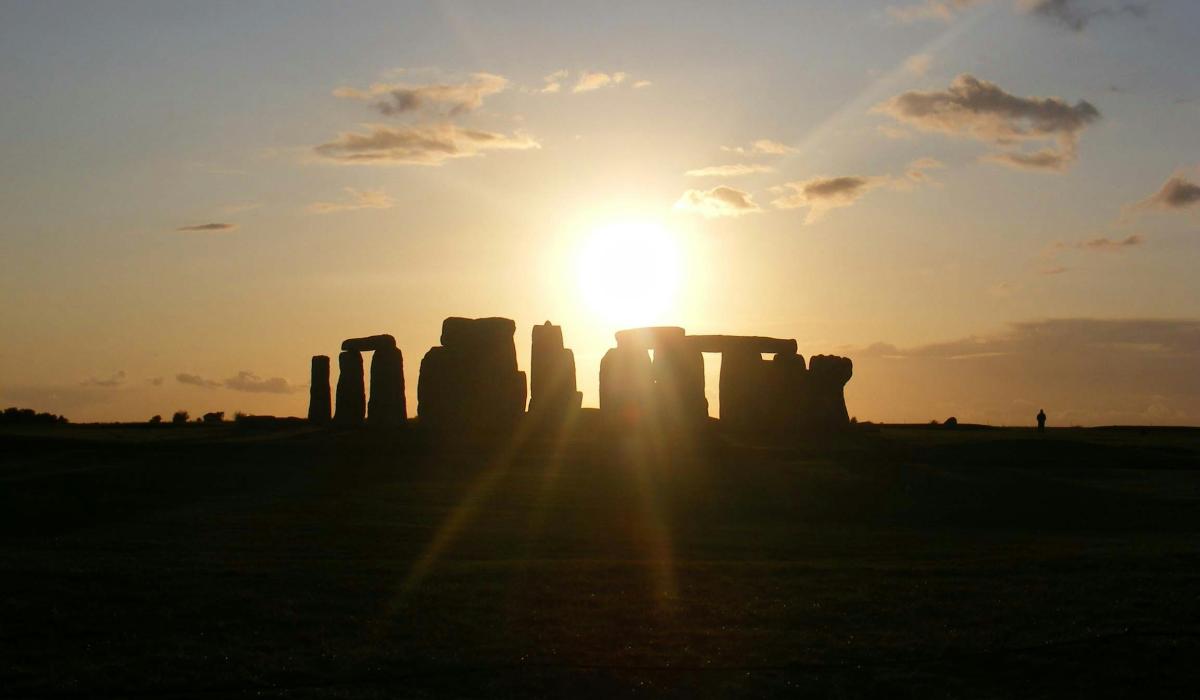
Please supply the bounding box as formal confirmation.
[529,321,582,424]
[334,350,365,425]
[418,317,525,433]
[719,348,766,432]
[308,355,331,424]
[767,351,808,432]
[342,334,396,353]
[368,345,406,427]
[806,354,853,429]
[599,346,654,430]
[651,333,708,427]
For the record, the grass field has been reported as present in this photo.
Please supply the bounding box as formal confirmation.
[2,420,1199,697]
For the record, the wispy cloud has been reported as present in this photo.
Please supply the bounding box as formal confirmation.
[540,69,568,93]
[307,187,396,214]
[889,0,1149,31]
[177,373,222,389]
[721,139,796,156]
[904,53,933,76]
[674,186,761,218]
[888,0,987,23]
[81,371,126,388]
[771,176,883,223]
[573,71,628,93]
[1040,232,1144,273]
[176,222,236,233]
[314,123,539,165]
[1017,0,1148,32]
[876,74,1100,172]
[176,371,300,394]
[1131,171,1200,212]
[334,72,508,117]
[1079,233,1144,251]
[223,371,300,394]
[684,163,775,178]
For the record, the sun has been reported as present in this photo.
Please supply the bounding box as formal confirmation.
[576,220,683,328]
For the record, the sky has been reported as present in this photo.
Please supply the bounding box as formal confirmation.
[1,0,1199,425]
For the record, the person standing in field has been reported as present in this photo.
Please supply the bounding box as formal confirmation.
[1037,409,1046,433]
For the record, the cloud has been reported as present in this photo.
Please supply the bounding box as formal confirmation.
[904,53,933,76]
[876,74,1100,172]
[334,72,508,117]
[314,123,539,165]
[177,373,222,389]
[770,176,883,223]
[888,0,987,23]
[540,69,567,93]
[1041,233,1143,272]
[633,80,652,89]
[1017,0,1148,32]
[307,187,396,214]
[674,186,761,218]
[1079,233,1143,251]
[902,157,946,185]
[722,139,796,156]
[1132,172,1200,212]
[849,318,1200,426]
[983,147,1078,172]
[877,124,914,140]
[684,163,775,178]
[81,371,126,388]
[573,71,627,93]
[223,371,299,394]
[176,222,236,233]
[889,0,1148,30]
[176,371,299,394]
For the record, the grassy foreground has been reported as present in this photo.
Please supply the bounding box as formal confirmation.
[2,420,1199,697]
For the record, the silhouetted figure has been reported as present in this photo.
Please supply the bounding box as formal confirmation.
[308,355,331,423]
[528,321,582,426]
[1037,409,1046,433]
[418,317,526,432]
[334,351,366,425]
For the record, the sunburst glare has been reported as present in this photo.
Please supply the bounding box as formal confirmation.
[576,220,682,328]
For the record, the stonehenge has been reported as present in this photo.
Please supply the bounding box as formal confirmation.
[307,317,853,437]
[528,321,582,425]
[418,317,527,432]
[318,334,407,427]
[600,326,708,430]
[308,355,331,423]
[599,327,852,433]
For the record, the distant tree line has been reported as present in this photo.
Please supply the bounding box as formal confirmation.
[1,407,69,425]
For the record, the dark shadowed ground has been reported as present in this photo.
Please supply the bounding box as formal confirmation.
[2,419,1199,697]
